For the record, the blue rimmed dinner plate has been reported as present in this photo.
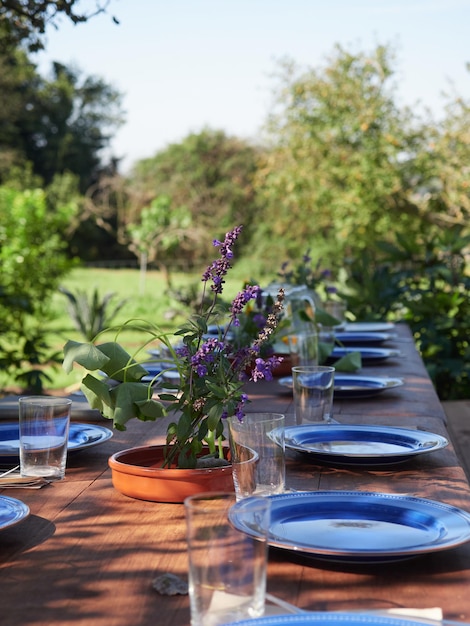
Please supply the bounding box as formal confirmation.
[0,494,30,531]
[227,613,444,626]
[0,422,113,459]
[229,491,470,563]
[328,347,401,364]
[343,322,396,333]
[271,424,448,466]
[278,374,404,399]
[334,331,395,345]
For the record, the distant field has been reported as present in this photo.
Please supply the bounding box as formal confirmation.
[37,265,252,392]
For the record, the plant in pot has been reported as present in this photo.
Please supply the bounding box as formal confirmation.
[62,225,285,503]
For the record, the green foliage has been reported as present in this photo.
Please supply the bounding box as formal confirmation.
[0,1,116,53]
[59,287,128,341]
[252,44,432,268]
[63,227,286,468]
[129,129,263,263]
[0,47,124,193]
[0,185,75,390]
[126,194,193,290]
[343,226,470,400]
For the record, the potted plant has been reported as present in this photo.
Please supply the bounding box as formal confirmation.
[62,225,285,502]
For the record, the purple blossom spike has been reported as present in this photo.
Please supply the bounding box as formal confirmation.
[202,225,243,293]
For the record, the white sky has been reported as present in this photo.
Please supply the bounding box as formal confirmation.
[36,0,470,172]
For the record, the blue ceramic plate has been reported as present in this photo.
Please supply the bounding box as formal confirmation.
[0,422,113,458]
[334,332,395,345]
[271,424,448,466]
[343,322,395,333]
[329,347,401,364]
[0,494,30,531]
[229,491,470,563]
[227,613,443,626]
[278,374,404,399]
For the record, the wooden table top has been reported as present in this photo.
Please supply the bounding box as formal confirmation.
[1,323,470,625]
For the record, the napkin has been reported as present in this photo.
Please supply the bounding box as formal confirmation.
[264,593,443,621]
[0,472,50,489]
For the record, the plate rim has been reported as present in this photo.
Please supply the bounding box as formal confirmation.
[0,494,30,531]
[331,347,401,357]
[229,612,439,626]
[0,422,113,456]
[334,331,394,343]
[229,490,470,560]
[278,374,404,395]
[343,322,396,333]
[276,424,448,460]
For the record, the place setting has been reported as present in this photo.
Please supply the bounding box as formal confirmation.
[184,390,470,625]
[0,396,113,491]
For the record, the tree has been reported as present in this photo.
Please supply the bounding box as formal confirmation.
[0,185,76,390]
[129,129,264,263]
[253,44,429,269]
[0,47,124,193]
[416,84,470,229]
[22,61,124,191]
[0,0,117,53]
[126,194,195,293]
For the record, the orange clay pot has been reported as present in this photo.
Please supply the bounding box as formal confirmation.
[108,445,235,503]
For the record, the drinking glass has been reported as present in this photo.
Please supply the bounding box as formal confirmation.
[287,331,318,366]
[19,396,72,480]
[185,492,270,626]
[228,413,285,499]
[291,366,335,424]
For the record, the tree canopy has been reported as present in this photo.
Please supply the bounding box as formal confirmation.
[0,47,124,192]
[128,128,264,263]
[0,0,117,52]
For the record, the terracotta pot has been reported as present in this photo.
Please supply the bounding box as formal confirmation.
[108,445,235,503]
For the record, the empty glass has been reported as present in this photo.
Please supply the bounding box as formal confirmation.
[292,366,335,424]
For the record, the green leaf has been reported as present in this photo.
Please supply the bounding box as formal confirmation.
[318,341,334,364]
[315,308,342,326]
[81,374,115,419]
[333,351,362,372]
[135,398,167,419]
[207,404,224,430]
[205,380,228,399]
[63,340,110,374]
[176,412,193,441]
[97,342,148,382]
[110,382,154,429]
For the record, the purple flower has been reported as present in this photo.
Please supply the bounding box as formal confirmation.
[190,338,223,375]
[252,313,266,329]
[202,226,243,293]
[229,285,260,324]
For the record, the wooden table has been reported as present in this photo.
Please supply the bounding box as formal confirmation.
[1,324,470,625]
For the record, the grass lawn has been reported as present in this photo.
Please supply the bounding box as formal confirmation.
[3,264,253,393]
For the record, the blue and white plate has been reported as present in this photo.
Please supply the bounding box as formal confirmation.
[228,613,443,626]
[226,612,444,626]
[0,494,30,531]
[343,322,395,333]
[328,347,401,364]
[271,424,448,466]
[0,422,113,459]
[229,491,470,563]
[334,331,395,345]
[278,374,404,399]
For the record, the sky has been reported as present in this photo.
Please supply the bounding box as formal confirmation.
[36,0,470,172]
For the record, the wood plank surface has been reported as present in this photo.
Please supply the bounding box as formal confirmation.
[1,323,470,625]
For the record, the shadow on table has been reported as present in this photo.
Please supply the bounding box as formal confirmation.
[0,514,55,563]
